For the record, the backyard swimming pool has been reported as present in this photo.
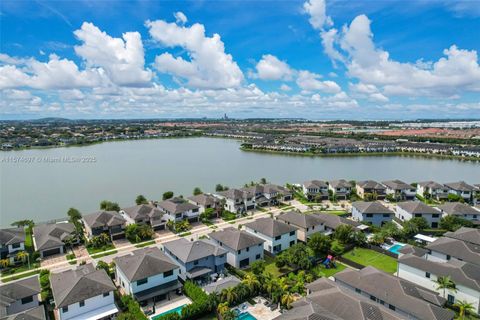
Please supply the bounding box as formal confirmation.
[237,311,257,320]
[388,243,406,254]
[152,304,186,319]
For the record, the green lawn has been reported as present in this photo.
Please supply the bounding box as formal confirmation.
[91,250,118,259]
[1,269,41,282]
[25,227,34,252]
[197,313,218,320]
[319,210,348,216]
[343,248,398,274]
[135,240,156,248]
[311,262,347,278]
[87,244,115,255]
[263,255,293,277]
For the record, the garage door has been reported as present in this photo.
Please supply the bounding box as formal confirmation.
[154,225,165,231]
[43,248,61,257]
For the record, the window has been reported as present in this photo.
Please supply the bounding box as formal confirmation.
[389,305,396,311]
[194,260,199,266]
[246,247,250,252]
[447,294,455,304]
[103,292,109,297]
[137,278,148,286]
[446,255,451,260]
[431,222,438,228]
[366,214,373,218]
[164,270,174,278]
[425,272,430,278]
[383,214,390,217]
[289,231,295,236]
[79,300,85,307]
[275,235,281,241]
[237,250,241,254]
[355,288,361,294]
[415,214,422,218]
[256,254,261,259]
[432,214,439,218]
[62,306,68,313]
[258,244,261,247]
[12,243,21,249]
[21,296,33,304]
[290,240,295,246]
[370,295,376,301]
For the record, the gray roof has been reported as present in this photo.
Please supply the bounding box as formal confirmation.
[203,276,241,294]
[417,181,445,189]
[397,201,440,215]
[303,180,328,189]
[444,227,480,246]
[50,263,115,308]
[217,188,252,200]
[398,254,480,291]
[244,217,297,238]
[437,203,479,216]
[122,204,164,220]
[33,223,75,251]
[398,244,428,257]
[1,305,46,320]
[426,236,480,265]
[445,181,475,192]
[0,275,41,308]
[277,211,324,229]
[329,179,351,189]
[352,201,394,215]
[157,197,199,214]
[356,180,386,190]
[334,267,454,320]
[0,228,25,246]
[83,211,126,229]
[187,194,218,207]
[315,213,362,230]
[382,179,413,190]
[209,227,264,251]
[163,238,227,263]
[275,277,402,320]
[114,247,179,282]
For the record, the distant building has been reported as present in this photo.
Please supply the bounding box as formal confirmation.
[437,203,479,224]
[302,180,328,201]
[416,181,449,201]
[0,227,26,264]
[157,197,200,223]
[33,222,78,258]
[276,211,325,242]
[351,201,394,226]
[382,180,416,201]
[445,181,476,202]
[356,180,387,200]
[328,180,352,200]
[82,211,127,240]
[120,204,166,230]
[396,201,442,228]
[244,217,297,254]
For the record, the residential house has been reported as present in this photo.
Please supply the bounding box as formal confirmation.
[203,276,241,294]
[120,204,166,230]
[416,181,449,201]
[396,202,442,228]
[351,201,394,226]
[275,277,403,320]
[445,181,476,202]
[328,180,352,200]
[0,275,44,319]
[50,263,117,320]
[213,189,255,214]
[0,227,25,264]
[33,222,78,258]
[114,247,181,307]
[162,238,227,281]
[355,180,387,200]
[82,211,127,240]
[276,211,325,242]
[382,180,416,201]
[242,184,293,207]
[187,194,219,214]
[157,197,200,223]
[244,217,297,254]
[397,228,480,314]
[315,213,368,234]
[209,228,265,268]
[437,203,480,225]
[333,266,454,320]
[302,180,328,201]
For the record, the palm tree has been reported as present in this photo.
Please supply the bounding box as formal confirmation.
[435,275,457,299]
[242,273,260,294]
[454,300,474,320]
[0,259,10,269]
[220,287,238,305]
[16,251,30,268]
[281,292,295,309]
[217,302,230,316]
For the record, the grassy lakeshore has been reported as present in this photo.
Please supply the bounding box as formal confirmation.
[240,146,480,162]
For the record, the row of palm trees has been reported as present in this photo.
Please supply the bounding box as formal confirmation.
[0,250,30,269]
[435,275,475,320]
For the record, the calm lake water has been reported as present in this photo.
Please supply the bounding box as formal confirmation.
[1,137,479,227]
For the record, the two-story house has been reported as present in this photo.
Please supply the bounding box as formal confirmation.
[302,180,329,201]
[162,238,227,281]
[276,211,325,242]
[50,263,118,320]
[244,217,297,254]
[382,179,416,201]
[33,222,79,258]
[209,228,265,268]
[213,189,255,214]
[242,184,293,207]
[0,275,45,319]
[315,213,368,234]
[114,247,181,307]
[0,227,26,264]
[355,180,387,200]
[334,266,454,320]
[351,201,394,226]
[157,197,200,223]
[82,211,127,240]
[445,181,476,202]
[437,203,480,224]
[416,181,449,201]
[396,201,442,228]
[121,204,166,230]
[187,194,219,214]
[328,180,352,200]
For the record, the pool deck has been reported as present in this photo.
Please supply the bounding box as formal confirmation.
[148,296,192,319]
[241,297,281,320]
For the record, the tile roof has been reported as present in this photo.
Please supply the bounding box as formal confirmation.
[122,204,164,220]
[303,180,328,189]
[417,181,445,189]
[352,201,394,214]
[381,179,413,190]
[50,263,115,308]
[444,227,480,246]
[209,227,264,251]
[277,211,325,229]
[187,194,218,207]
[157,197,199,214]
[437,203,480,216]
[356,180,386,190]
[1,305,46,320]
[83,211,126,229]
[0,228,25,246]
[314,213,362,230]
[397,201,440,215]
[329,179,352,189]
[444,181,476,192]
[397,244,428,257]
[114,247,179,282]
[33,223,75,251]
[163,238,227,263]
[0,275,41,308]
[244,217,297,238]
[426,236,480,265]
[203,276,241,294]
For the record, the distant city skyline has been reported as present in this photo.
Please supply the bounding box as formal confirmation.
[1,0,480,120]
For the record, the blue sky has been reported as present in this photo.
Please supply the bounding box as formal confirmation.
[1,0,479,120]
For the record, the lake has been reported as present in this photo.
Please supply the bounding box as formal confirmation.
[1,137,479,227]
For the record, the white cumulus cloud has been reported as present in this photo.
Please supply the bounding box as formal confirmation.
[252,54,294,81]
[296,70,341,94]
